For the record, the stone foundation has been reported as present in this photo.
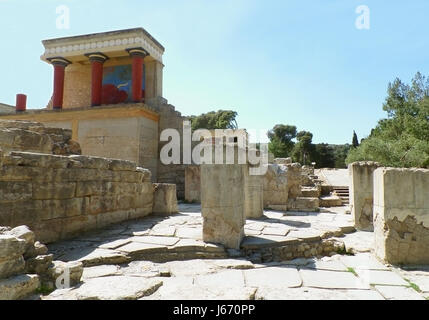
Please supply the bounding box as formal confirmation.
[374,167,429,265]
[0,151,154,243]
[349,161,380,231]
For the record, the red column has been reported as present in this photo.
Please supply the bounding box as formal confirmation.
[15,94,27,112]
[86,53,108,106]
[48,58,70,110]
[127,48,148,103]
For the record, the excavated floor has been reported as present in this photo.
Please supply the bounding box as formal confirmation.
[42,204,429,300]
[47,204,356,267]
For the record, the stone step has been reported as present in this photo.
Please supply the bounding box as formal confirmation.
[301,187,320,198]
[319,196,343,207]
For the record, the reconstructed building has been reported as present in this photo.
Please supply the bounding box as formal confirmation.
[0,28,187,197]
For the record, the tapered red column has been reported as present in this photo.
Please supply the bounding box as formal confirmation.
[48,58,71,110]
[85,53,108,106]
[126,47,149,103]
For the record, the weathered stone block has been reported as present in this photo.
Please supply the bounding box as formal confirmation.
[201,164,246,249]
[349,161,380,230]
[32,182,76,200]
[0,256,25,279]
[374,167,429,265]
[244,171,264,219]
[0,235,26,259]
[0,274,40,300]
[152,183,178,215]
[185,165,201,203]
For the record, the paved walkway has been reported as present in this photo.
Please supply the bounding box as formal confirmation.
[316,168,350,187]
[43,204,429,300]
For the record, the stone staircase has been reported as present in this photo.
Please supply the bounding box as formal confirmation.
[332,187,350,205]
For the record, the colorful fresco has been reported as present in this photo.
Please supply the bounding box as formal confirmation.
[102,64,145,104]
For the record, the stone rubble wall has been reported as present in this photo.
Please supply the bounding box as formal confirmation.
[349,161,380,231]
[374,167,429,265]
[0,120,81,156]
[0,151,154,244]
[0,225,84,300]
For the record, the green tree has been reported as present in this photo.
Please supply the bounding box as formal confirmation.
[292,131,314,165]
[189,110,238,130]
[313,144,335,168]
[267,124,297,158]
[346,72,429,168]
[352,131,359,148]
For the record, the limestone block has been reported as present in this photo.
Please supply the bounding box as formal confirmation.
[0,181,32,203]
[0,235,26,259]
[185,165,201,203]
[349,161,380,230]
[201,164,246,249]
[287,197,319,212]
[68,155,110,169]
[273,158,292,165]
[108,159,137,171]
[24,241,48,259]
[25,254,53,274]
[152,183,178,215]
[45,261,83,287]
[0,256,25,279]
[0,274,40,300]
[7,225,35,252]
[374,167,429,265]
[32,182,76,200]
[263,164,288,208]
[244,171,264,219]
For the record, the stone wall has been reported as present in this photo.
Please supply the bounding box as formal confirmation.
[147,97,186,199]
[0,151,154,244]
[0,225,84,300]
[0,120,81,156]
[374,167,429,265]
[263,163,304,210]
[349,161,380,231]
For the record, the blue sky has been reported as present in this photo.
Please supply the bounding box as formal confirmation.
[0,0,428,144]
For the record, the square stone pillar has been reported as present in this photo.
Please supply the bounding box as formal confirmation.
[349,161,380,231]
[201,143,247,249]
[374,167,429,265]
[201,163,246,249]
[244,169,264,219]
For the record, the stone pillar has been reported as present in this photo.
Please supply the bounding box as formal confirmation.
[126,47,148,103]
[374,167,429,265]
[244,168,264,219]
[185,165,201,203]
[201,144,247,249]
[349,161,380,231]
[48,57,71,110]
[85,53,108,107]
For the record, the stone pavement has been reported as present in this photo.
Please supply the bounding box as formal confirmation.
[42,204,429,300]
[316,168,350,187]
